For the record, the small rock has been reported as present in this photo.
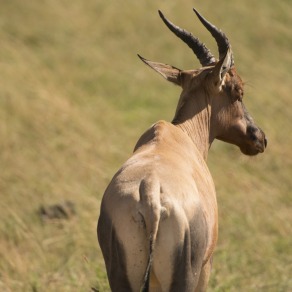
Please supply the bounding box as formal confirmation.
[39,200,76,220]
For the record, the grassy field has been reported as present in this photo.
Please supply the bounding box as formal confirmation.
[0,0,291,291]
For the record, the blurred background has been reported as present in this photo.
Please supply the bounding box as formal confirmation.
[0,0,291,291]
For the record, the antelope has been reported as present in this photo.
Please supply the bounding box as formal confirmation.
[97,8,267,292]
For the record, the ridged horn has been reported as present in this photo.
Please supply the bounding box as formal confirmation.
[158,10,216,66]
[193,8,234,65]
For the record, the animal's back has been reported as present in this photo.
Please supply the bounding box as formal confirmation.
[98,121,217,291]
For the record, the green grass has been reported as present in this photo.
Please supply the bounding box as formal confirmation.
[0,0,291,291]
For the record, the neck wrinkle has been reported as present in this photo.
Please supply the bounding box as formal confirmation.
[172,96,212,161]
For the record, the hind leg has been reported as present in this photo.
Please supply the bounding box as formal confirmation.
[98,208,135,292]
[152,211,206,292]
[99,206,153,291]
[116,217,149,291]
[195,258,212,292]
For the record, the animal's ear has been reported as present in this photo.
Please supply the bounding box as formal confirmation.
[210,48,233,87]
[138,54,182,86]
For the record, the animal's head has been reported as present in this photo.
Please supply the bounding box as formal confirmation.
[139,9,267,156]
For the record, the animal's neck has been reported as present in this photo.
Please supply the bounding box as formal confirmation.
[172,93,212,160]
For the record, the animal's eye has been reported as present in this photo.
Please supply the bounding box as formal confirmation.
[236,88,243,102]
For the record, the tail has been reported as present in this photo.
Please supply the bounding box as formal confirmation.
[139,178,161,292]
[140,233,155,292]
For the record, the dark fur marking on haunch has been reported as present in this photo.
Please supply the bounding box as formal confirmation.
[170,211,208,292]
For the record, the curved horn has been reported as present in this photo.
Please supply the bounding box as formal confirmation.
[158,10,216,66]
[193,8,234,65]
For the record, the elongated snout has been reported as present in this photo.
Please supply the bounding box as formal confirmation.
[241,125,267,155]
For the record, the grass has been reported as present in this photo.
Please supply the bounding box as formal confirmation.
[0,0,291,291]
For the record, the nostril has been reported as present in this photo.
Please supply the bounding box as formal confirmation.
[264,138,267,148]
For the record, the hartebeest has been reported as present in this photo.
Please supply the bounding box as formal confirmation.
[97,8,267,292]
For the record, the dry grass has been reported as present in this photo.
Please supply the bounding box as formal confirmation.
[0,0,291,291]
